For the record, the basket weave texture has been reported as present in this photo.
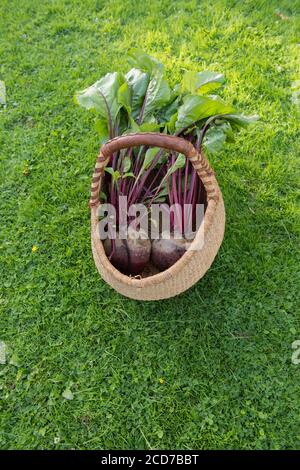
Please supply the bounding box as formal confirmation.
[90,133,225,300]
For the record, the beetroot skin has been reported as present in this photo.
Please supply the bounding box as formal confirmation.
[104,233,151,275]
[104,238,129,273]
[151,237,187,271]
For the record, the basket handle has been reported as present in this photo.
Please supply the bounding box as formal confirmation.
[89,132,218,207]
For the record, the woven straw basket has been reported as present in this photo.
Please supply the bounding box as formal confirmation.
[89,133,225,300]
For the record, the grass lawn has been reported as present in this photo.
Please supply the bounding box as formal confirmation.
[0,0,299,450]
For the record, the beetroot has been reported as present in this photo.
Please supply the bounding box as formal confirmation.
[104,238,128,273]
[104,232,151,275]
[151,236,187,271]
[126,235,151,274]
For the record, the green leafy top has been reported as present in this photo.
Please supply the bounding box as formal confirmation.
[75,49,258,155]
[181,71,225,94]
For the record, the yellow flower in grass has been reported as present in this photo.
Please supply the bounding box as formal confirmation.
[159,378,164,384]
[31,245,38,253]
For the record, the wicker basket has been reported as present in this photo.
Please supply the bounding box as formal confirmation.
[89,133,225,300]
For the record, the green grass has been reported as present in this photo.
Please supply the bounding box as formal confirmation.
[0,0,299,450]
